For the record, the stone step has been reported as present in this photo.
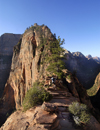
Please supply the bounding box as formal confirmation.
[53,96,69,99]
[58,107,67,112]
[49,97,79,107]
[47,89,69,93]
[48,90,72,97]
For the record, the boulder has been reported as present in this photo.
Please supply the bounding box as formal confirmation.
[41,101,58,112]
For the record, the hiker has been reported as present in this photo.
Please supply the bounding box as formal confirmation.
[51,77,55,84]
[51,77,56,89]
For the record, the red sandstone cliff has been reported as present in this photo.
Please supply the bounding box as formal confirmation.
[1,24,54,111]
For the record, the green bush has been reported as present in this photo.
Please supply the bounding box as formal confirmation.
[22,82,52,111]
[68,101,90,125]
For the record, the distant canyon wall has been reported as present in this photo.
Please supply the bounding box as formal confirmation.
[0,33,21,97]
[64,50,100,89]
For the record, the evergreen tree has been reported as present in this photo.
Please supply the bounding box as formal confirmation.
[46,36,65,79]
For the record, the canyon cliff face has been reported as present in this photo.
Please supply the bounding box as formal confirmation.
[0,33,21,97]
[0,33,21,55]
[0,24,54,115]
[64,50,100,89]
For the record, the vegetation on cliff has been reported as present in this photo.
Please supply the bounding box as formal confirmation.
[38,35,65,79]
[68,101,90,126]
[87,73,100,96]
[22,81,52,111]
[46,36,65,79]
[87,83,99,96]
[24,24,65,79]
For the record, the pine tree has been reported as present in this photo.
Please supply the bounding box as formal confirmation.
[46,36,65,79]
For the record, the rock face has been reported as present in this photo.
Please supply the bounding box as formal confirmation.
[0,24,55,125]
[8,25,53,109]
[0,33,21,97]
[0,107,57,130]
[64,50,100,89]
[63,69,92,108]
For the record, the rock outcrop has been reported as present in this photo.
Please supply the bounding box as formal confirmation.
[0,33,21,97]
[6,25,54,109]
[0,24,55,125]
[64,50,100,89]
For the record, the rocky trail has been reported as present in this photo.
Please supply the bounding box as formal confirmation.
[42,84,100,130]
[44,85,80,130]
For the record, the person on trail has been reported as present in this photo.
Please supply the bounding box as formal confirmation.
[51,77,56,89]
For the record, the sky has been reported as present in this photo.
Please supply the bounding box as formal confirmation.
[0,0,100,57]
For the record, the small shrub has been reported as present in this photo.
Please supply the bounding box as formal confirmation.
[80,111,90,124]
[69,101,80,115]
[22,82,52,111]
[68,101,90,125]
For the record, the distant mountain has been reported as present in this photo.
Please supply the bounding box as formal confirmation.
[72,51,86,58]
[0,33,21,97]
[93,57,100,64]
[0,33,21,55]
[86,55,100,64]
[86,54,92,59]
[64,50,100,89]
